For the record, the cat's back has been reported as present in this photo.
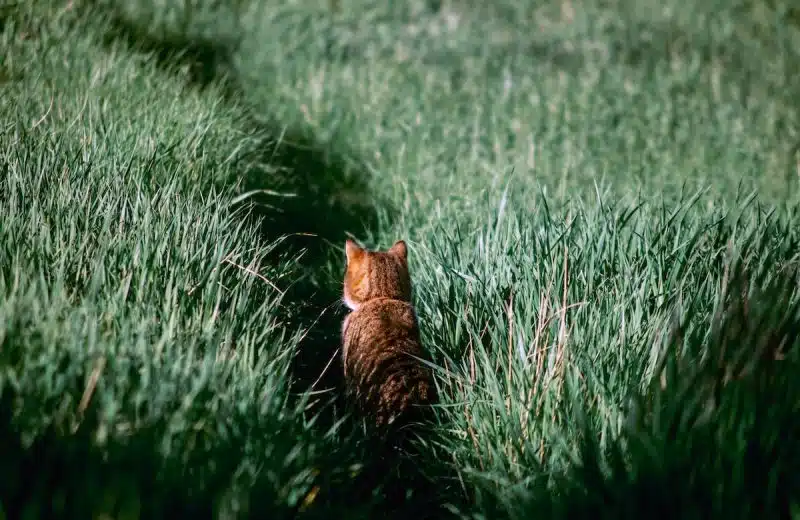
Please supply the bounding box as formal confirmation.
[343,296,435,427]
[344,297,421,353]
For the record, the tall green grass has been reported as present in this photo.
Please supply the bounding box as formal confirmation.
[1,0,798,518]
[407,191,799,517]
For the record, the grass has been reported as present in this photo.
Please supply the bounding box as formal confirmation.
[1,0,799,518]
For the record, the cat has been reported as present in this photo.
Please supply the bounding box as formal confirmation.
[340,238,437,430]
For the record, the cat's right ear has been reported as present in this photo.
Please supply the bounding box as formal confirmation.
[345,239,364,264]
[388,240,407,261]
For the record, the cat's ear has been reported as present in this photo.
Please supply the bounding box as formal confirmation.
[345,239,364,264]
[388,240,407,260]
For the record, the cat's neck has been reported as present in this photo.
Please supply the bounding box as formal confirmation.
[344,295,411,311]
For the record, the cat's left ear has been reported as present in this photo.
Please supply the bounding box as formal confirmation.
[388,240,407,260]
[345,238,364,264]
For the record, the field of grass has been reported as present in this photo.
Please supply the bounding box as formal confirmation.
[1,0,799,518]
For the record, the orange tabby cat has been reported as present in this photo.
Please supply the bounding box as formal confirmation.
[341,238,437,429]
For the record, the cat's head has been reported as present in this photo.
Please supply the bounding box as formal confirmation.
[343,239,412,310]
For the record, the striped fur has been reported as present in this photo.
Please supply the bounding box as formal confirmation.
[341,239,437,428]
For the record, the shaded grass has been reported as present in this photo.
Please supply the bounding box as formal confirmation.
[1,0,800,518]
[84,0,388,407]
[0,1,458,518]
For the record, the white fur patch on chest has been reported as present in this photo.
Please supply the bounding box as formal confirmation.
[343,293,360,311]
